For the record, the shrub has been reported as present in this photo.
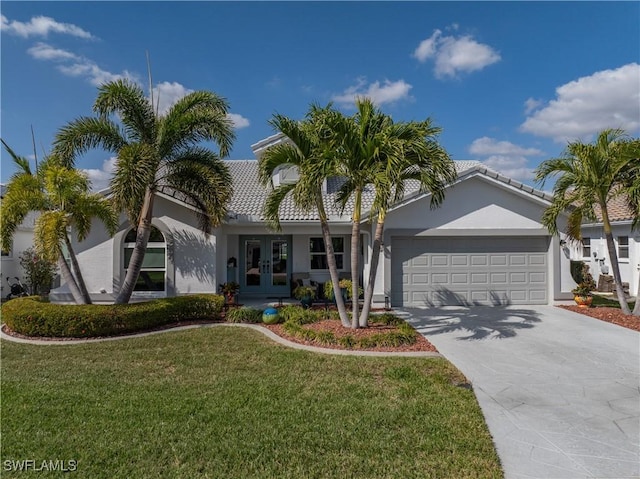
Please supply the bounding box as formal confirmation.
[278,305,323,325]
[323,279,363,300]
[1,294,224,338]
[18,248,57,296]
[225,307,263,324]
[369,312,403,326]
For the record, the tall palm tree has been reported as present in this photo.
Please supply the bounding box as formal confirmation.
[535,129,640,315]
[258,105,351,327]
[357,118,456,326]
[619,156,640,315]
[0,140,118,304]
[53,79,235,304]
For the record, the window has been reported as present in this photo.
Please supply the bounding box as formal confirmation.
[310,237,344,270]
[617,236,629,259]
[124,226,166,292]
[1,248,10,258]
[582,237,591,259]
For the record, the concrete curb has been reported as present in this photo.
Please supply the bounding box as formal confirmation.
[0,323,442,358]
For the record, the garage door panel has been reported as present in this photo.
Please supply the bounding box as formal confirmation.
[392,236,549,306]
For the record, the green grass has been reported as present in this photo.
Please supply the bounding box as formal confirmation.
[591,293,636,309]
[1,327,502,478]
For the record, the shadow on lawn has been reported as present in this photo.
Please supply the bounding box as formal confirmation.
[399,288,542,341]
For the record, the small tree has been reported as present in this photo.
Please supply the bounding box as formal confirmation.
[18,247,57,295]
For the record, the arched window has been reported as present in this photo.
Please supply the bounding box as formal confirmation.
[124,226,166,292]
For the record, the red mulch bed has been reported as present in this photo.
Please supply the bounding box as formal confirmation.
[558,305,640,332]
[263,320,438,353]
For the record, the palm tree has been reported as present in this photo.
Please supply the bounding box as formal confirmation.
[535,129,640,315]
[258,105,351,327]
[0,140,118,304]
[53,79,235,304]
[356,117,456,326]
[619,156,640,315]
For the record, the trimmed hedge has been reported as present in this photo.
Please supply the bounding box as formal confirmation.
[1,294,225,338]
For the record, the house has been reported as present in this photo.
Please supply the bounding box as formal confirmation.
[50,135,580,306]
[566,195,639,296]
[0,184,37,298]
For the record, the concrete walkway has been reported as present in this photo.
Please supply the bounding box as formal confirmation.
[400,305,640,479]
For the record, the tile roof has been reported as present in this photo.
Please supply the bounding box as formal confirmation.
[592,195,636,223]
[225,159,489,222]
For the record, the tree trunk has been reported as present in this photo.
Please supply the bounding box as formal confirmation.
[601,206,631,314]
[360,215,384,327]
[350,188,362,329]
[317,193,350,327]
[634,272,640,316]
[115,189,155,304]
[65,235,91,304]
[57,254,86,304]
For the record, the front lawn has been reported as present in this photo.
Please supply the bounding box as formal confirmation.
[1,327,502,478]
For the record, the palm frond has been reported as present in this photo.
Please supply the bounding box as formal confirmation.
[1,139,32,175]
[53,117,127,166]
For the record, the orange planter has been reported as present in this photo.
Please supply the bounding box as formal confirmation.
[574,295,593,308]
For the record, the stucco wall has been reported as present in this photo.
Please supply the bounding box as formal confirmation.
[373,174,572,303]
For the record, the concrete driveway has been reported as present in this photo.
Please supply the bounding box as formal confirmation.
[399,305,640,479]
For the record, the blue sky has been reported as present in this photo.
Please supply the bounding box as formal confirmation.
[2,1,639,190]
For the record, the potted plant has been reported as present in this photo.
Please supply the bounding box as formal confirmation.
[219,281,240,304]
[572,282,593,308]
[293,285,317,309]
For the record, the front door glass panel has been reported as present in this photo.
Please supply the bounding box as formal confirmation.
[245,240,261,286]
[271,240,288,286]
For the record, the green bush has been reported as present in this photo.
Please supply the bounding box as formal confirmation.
[369,312,403,326]
[1,294,224,338]
[225,307,263,324]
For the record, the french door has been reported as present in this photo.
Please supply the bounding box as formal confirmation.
[239,236,291,296]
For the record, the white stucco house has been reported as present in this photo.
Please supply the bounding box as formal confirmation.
[566,196,639,296]
[50,134,596,306]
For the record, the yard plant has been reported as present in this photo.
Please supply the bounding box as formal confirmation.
[1,327,503,478]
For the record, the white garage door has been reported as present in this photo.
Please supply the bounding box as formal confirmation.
[391,236,549,307]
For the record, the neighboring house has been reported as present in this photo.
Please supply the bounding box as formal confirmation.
[50,135,580,306]
[566,196,639,296]
[0,184,37,298]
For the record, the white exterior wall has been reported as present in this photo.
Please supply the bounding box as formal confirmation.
[374,175,571,303]
[569,223,639,296]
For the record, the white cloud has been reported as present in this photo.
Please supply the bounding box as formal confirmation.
[27,42,136,87]
[27,42,79,61]
[83,157,117,192]
[413,28,501,78]
[152,81,194,115]
[469,137,543,157]
[1,14,94,39]
[227,113,250,129]
[521,63,640,142]
[524,98,542,115]
[468,137,544,181]
[332,78,412,107]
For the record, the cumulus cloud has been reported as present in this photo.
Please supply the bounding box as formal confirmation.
[27,42,135,86]
[83,157,117,192]
[152,81,193,115]
[1,14,94,39]
[332,78,412,107]
[27,42,79,61]
[521,63,640,142]
[227,113,250,129]
[469,137,544,181]
[413,28,501,78]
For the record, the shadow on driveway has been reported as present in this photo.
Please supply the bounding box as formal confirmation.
[400,305,542,341]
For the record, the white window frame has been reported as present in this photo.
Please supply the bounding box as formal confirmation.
[124,227,167,296]
[309,237,345,271]
[617,236,629,261]
[581,237,591,259]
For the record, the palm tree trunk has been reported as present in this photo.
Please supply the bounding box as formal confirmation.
[350,188,362,329]
[316,193,350,327]
[602,207,631,314]
[57,253,86,304]
[115,189,155,304]
[65,235,91,304]
[633,274,640,316]
[360,215,384,327]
